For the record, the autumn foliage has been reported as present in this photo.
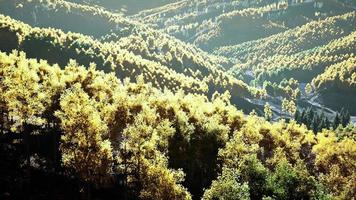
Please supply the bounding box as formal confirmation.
[0,51,355,199]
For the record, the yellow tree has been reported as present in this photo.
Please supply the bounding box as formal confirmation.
[0,51,48,133]
[305,83,313,94]
[313,130,356,199]
[281,98,296,117]
[118,106,191,200]
[55,83,113,184]
[0,51,55,172]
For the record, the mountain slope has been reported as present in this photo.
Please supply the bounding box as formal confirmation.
[133,0,354,51]
[0,14,265,113]
[251,31,356,83]
[0,0,234,75]
[215,12,356,64]
[67,0,177,14]
[310,57,356,113]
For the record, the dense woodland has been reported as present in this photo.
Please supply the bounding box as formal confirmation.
[0,0,355,200]
[0,51,355,200]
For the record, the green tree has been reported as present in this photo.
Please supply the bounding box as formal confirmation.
[311,116,319,134]
[266,161,324,200]
[333,113,341,130]
[202,167,250,200]
[341,109,350,127]
[294,109,301,123]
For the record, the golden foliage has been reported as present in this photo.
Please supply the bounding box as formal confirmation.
[0,50,354,199]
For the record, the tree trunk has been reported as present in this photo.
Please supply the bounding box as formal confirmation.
[23,123,32,199]
[53,127,60,170]
[86,182,91,200]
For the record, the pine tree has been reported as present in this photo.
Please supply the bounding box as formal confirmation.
[306,107,314,128]
[294,109,301,123]
[345,110,350,126]
[301,109,307,125]
[318,118,325,132]
[311,116,319,134]
[340,108,346,126]
[333,113,341,130]
[341,109,350,127]
[324,117,330,129]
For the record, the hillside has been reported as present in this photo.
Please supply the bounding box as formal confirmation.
[212,10,356,113]
[247,31,356,114]
[310,57,356,112]
[2,0,354,114]
[0,0,232,70]
[0,14,204,92]
[67,0,177,14]
[251,31,355,83]
[215,12,356,63]
[0,14,265,113]
[133,0,354,51]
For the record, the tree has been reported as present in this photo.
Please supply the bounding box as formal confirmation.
[2,50,354,200]
[266,161,324,200]
[295,109,301,123]
[301,109,307,125]
[324,117,331,130]
[55,83,113,184]
[340,109,350,127]
[281,98,296,117]
[313,130,356,199]
[311,116,319,134]
[333,113,341,130]
[0,51,49,133]
[305,83,313,94]
[118,108,191,200]
[264,103,273,121]
[0,51,58,189]
[202,167,250,200]
[306,107,314,128]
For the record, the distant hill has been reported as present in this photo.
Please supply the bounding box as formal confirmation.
[133,0,354,51]
[67,0,177,14]
[0,0,233,72]
[215,12,356,64]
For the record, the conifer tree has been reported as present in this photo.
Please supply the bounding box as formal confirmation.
[341,109,350,127]
[301,109,307,125]
[295,109,301,124]
[311,116,319,134]
[324,117,331,130]
[306,107,314,128]
[333,113,341,130]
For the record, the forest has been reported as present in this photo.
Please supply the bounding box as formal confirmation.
[0,0,355,200]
